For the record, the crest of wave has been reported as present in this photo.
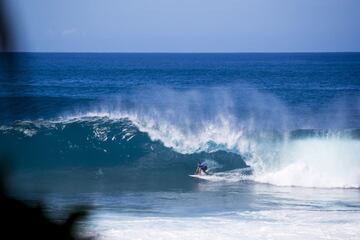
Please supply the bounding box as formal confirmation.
[76,86,280,154]
[81,110,254,155]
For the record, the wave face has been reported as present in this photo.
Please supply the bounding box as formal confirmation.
[1,112,359,189]
[0,117,248,172]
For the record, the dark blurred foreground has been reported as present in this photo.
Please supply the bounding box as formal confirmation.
[0,1,91,239]
[0,159,91,239]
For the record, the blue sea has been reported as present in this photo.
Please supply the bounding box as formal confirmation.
[1,53,360,239]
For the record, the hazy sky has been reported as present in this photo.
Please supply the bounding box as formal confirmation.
[8,0,360,52]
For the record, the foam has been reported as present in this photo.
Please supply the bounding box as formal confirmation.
[190,168,252,182]
[86,210,360,240]
[252,138,360,188]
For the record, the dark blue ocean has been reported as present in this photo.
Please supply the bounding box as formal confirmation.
[1,53,360,239]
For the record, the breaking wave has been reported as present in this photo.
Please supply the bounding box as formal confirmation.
[1,111,359,189]
[1,86,360,189]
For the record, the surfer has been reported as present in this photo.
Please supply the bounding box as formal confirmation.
[195,162,209,175]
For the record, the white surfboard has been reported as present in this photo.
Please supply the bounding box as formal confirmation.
[189,174,211,180]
